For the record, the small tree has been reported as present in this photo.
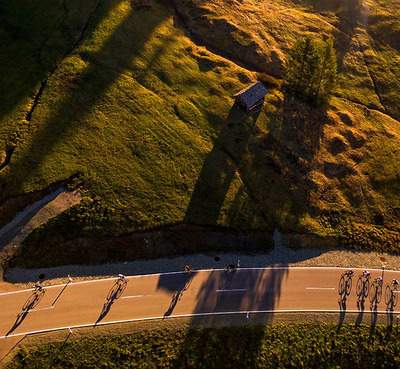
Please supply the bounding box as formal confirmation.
[283,36,337,105]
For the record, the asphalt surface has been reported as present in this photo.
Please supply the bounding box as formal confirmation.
[0,267,399,340]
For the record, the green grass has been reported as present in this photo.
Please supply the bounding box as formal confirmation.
[0,0,265,235]
[8,324,400,368]
[2,0,400,266]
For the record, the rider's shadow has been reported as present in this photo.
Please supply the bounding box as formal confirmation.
[163,273,195,318]
[95,280,127,325]
[356,296,366,325]
[6,290,45,336]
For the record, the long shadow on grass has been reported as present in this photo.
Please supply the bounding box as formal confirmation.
[0,0,116,159]
[185,106,260,225]
[0,1,167,199]
[235,94,326,230]
[169,267,289,367]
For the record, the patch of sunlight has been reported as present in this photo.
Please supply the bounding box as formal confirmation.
[80,0,133,55]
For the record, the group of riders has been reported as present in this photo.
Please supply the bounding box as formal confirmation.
[343,268,399,287]
[342,269,399,308]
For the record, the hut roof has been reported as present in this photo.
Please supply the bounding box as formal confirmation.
[234,81,268,107]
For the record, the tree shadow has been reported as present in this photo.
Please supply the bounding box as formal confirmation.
[0,0,117,154]
[171,267,288,366]
[0,1,167,200]
[159,272,196,318]
[185,105,260,225]
[247,94,327,224]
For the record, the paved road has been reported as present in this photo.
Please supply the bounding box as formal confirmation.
[0,267,399,340]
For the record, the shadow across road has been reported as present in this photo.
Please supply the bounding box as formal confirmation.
[157,272,196,318]
[6,289,45,336]
[95,280,127,325]
[170,267,288,366]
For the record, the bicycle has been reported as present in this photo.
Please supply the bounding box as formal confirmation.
[224,264,236,273]
[369,277,383,304]
[107,279,127,302]
[385,279,399,309]
[22,286,45,312]
[184,265,193,274]
[356,271,371,298]
[338,270,354,296]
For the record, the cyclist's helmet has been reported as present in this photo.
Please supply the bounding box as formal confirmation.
[364,270,370,277]
[377,276,383,282]
[393,279,399,285]
[347,269,354,275]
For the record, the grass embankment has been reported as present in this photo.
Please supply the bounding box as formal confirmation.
[170,0,400,241]
[2,0,400,269]
[8,324,400,368]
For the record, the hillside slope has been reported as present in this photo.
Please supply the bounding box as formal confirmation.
[1,0,400,267]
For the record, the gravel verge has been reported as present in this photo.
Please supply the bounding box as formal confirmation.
[4,230,400,289]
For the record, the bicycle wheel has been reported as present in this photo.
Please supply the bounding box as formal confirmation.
[385,285,392,305]
[377,283,383,303]
[338,276,345,295]
[356,277,363,297]
[22,294,37,311]
[114,281,127,299]
[36,289,45,305]
[107,283,119,301]
[369,283,376,303]
[346,277,352,296]
[394,290,398,307]
[363,278,370,298]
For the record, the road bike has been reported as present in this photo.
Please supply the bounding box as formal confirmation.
[385,281,398,309]
[184,265,193,274]
[107,280,127,302]
[338,270,353,296]
[22,287,45,312]
[356,272,371,298]
[369,277,383,304]
[224,264,236,273]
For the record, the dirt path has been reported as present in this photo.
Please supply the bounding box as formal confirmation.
[0,189,81,251]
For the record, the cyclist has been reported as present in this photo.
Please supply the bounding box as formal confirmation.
[184,265,192,273]
[344,269,354,277]
[362,270,371,278]
[34,283,43,292]
[392,279,399,287]
[376,276,383,284]
[118,274,126,283]
[225,264,236,272]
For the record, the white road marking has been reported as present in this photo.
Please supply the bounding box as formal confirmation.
[1,308,399,340]
[2,267,400,296]
[305,287,335,290]
[216,289,246,293]
[121,295,153,299]
[28,306,55,313]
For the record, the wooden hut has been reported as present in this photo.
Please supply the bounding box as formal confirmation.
[233,81,268,113]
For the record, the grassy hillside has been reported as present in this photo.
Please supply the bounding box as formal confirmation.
[1,0,400,264]
[8,324,400,368]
